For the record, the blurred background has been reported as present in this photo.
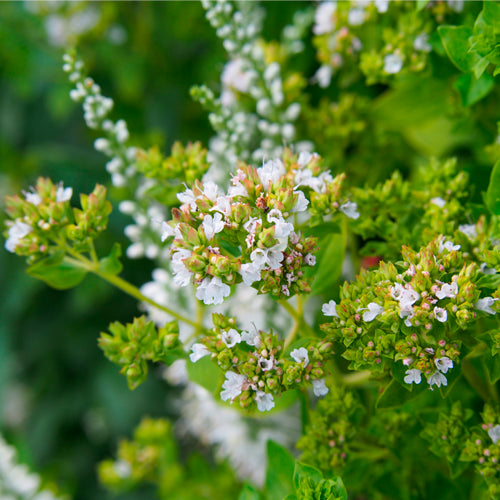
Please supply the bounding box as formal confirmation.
[0,2,314,498]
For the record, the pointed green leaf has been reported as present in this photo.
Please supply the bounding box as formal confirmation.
[486,160,500,215]
[454,72,494,107]
[27,252,87,289]
[438,26,477,73]
[265,441,295,500]
[293,462,323,491]
[238,483,261,500]
[98,242,123,276]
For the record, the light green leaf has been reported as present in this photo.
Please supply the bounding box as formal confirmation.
[98,242,123,276]
[185,354,221,394]
[416,0,430,11]
[293,462,323,491]
[486,160,500,215]
[265,441,295,500]
[238,483,261,500]
[438,26,477,73]
[27,252,87,289]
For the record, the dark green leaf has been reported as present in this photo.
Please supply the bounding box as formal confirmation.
[486,160,500,215]
[454,72,494,107]
[485,354,500,385]
[27,252,87,289]
[98,242,123,276]
[265,441,295,500]
[311,231,346,296]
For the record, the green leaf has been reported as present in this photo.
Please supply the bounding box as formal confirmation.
[416,0,430,11]
[376,376,426,409]
[475,273,500,290]
[185,354,221,394]
[98,242,123,276]
[485,354,500,385]
[438,26,477,73]
[486,160,500,215]
[480,1,500,33]
[454,72,494,107]
[265,441,295,500]
[310,231,346,296]
[238,483,261,500]
[293,462,323,491]
[27,252,87,289]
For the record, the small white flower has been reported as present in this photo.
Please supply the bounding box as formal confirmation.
[475,297,498,315]
[488,425,500,444]
[347,7,365,26]
[291,190,309,213]
[222,328,241,348]
[297,151,318,168]
[203,212,225,241]
[374,0,389,13]
[428,371,448,390]
[291,347,309,367]
[439,239,461,253]
[435,357,453,374]
[384,53,403,74]
[189,343,210,363]
[313,2,336,35]
[404,368,422,385]
[312,378,329,397]
[171,249,192,287]
[339,201,360,219]
[177,188,197,210]
[220,371,246,402]
[458,224,478,240]
[56,184,73,202]
[160,221,175,242]
[241,329,261,348]
[239,262,262,286]
[314,65,333,88]
[362,302,384,322]
[255,391,275,412]
[436,282,458,300]
[195,276,231,305]
[258,357,274,372]
[5,221,33,253]
[322,300,339,317]
[24,190,42,205]
[434,307,448,323]
[257,159,286,190]
[414,33,432,52]
[430,197,446,208]
[304,253,316,266]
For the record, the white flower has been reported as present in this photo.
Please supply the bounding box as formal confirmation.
[313,2,336,35]
[201,181,219,202]
[458,224,478,241]
[203,212,225,240]
[434,307,448,323]
[384,53,403,74]
[177,188,197,210]
[258,357,274,372]
[475,297,498,315]
[304,253,316,266]
[239,262,262,286]
[196,276,231,305]
[221,58,252,94]
[314,65,333,88]
[439,239,460,253]
[211,195,232,217]
[291,347,309,367]
[160,221,175,242]
[220,371,246,402]
[414,33,432,52]
[291,190,309,213]
[257,159,286,190]
[374,0,389,13]
[222,328,241,348]
[24,190,42,205]
[297,151,318,168]
[4,221,33,253]
[428,371,448,390]
[312,378,329,397]
[339,201,360,219]
[348,7,365,26]
[171,249,192,287]
[362,302,384,322]
[189,343,210,363]
[404,368,422,385]
[488,425,500,444]
[430,197,446,208]
[435,357,453,374]
[241,329,261,348]
[255,391,275,412]
[436,282,458,300]
[322,300,339,317]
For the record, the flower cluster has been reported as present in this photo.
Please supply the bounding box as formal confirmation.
[4,177,110,262]
[0,435,65,500]
[321,235,499,390]
[312,0,463,87]
[189,314,332,412]
[161,151,357,304]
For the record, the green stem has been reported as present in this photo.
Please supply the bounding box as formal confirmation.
[65,256,200,329]
[279,297,316,350]
[343,370,372,387]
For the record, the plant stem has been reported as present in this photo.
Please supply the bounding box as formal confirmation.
[65,256,200,329]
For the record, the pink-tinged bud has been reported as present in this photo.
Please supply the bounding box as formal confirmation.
[231,202,251,224]
[184,254,207,272]
[178,223,199,245]
[259,226,277,248]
